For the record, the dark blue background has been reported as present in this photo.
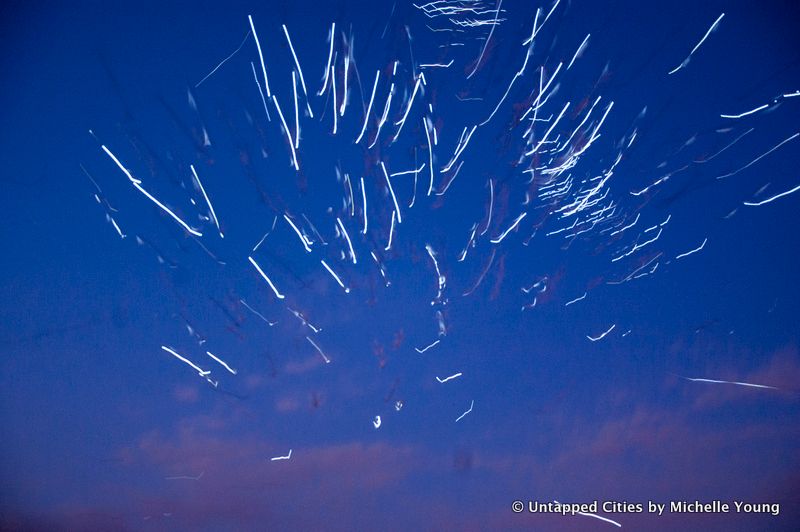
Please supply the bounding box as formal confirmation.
[1,0,799,530]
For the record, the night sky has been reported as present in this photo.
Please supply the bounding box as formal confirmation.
[2,0,800,530]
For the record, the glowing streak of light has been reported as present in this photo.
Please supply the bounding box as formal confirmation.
[284,214,312,252]
[393,75,422,142]
[282,24,313,117]
[306,336,331,363]
[101,145,202,237]
[319,23,335,95]
[677,375,778,390]
[567,33,590,70]
[250,62,271,121]
[553,500,622,528]
[466,0,502,79]
[270,449,292,461]
[424,117,435,195]
[272,94,299,170]
[239,298,276,326]
[321,259,350,293]
[716,132,798,180]
[391,163,426,177]
[668,13,725,75]
[355,70,380,144]
[190,165,223,238]
[248,256,285,299]
[415,339,440,353]
[195,30,251,88]
[206,351,237,375]
[587,324,616,342]
[743,182,800,206]
[360,177,368,234]
[331,65,338,134]
[481,179,494,236]
[248,15,271,96]
[675,238,707,260]
[292,71,300,148]
[337,217,357,264]
[490,212,527,244]
[385,211,396,251]
[381,161,402,223]
[455,400,474,422]
[720,104,769,119]
[565,292,587,306]
[161,345,210,376]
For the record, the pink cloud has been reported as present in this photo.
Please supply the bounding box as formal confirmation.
[274,396,301,413]
[172,384,200,404]
[284,354,324,375]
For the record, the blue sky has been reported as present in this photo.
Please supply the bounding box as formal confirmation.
[1,0,799,530]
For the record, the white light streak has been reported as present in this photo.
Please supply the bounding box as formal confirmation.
[481,179,494,236]
[587,324,616,342]
[420,60,454,68]
[239,298,276,326]
[393,75,422,142]
[248,15,271,96]
[458,223,478,262]
[195,30,250,88]
[743,182,800,206]
[381,161,402,224]
[490,212,527,244]
[190,165,223,238]
[337,217,357,264]
[678,375,778,390]
[565,292,587,307]
[250,62,271,121]
[331,65,338,134]
[675,238,707,260]
[270,449,292,461]
[415,339,440,353]
[206,351,237,375]
[455,400,474,422]
[720,103,769,119]
[272,94,299,170]
[284,214,312,252]
[161,345,210,376]
[668,13,725,75]
[424,117,435,195]
[716,132,798,180]
[101,145,202,237]
[385,211,396,251]
[355,70,380,144]
[567,33,590,70]
[306,336,331,364]
[282,24,313,117]
[321,259,350,293]
[426,243,446,301]
[340,52,349,117]
[319,23,335,95]
[292,71,300,149]
[466,0,502,79]
[554,500,622,528]
[360,177,368,234]
[391,163,426,177]
[248,256,285,299]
